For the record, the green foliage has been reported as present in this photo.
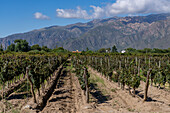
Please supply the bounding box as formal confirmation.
[7,44,15,51]
[126,48,136,53]
[112,45,118,53]
[53,47,65,52]
[14,39,30,52]
[6,39,30,52]
[80,54,169,91]
[72,56,90,90]
[31,44,41,51]
[0,53,68,100]
[0,44,3,51]
[98,48,106,53]
[41,46,50,52]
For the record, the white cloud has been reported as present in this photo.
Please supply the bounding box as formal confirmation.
[56,0,170,19]
[106,0,170,16]
[90,5,105,19]
[56,6,90,19]
[34,12,50,20]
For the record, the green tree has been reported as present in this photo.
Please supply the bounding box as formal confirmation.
[53,47,65,52]
[153,48,164,53]
[0,44,3,51]
[41,46,50,52]
[31,44,41,51]
[126,48,136,53]
[86,47,89,51]
[14,39,30,52]
[98,48,106,53]
[7,44,15,51]
[112,45,118,53]
[143,48,152,53]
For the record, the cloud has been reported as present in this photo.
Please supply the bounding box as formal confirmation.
[106,0,170,15]
[56,0,170,19]
[34,12,50,20]
[56,6,90,19]
[90,5,105,19]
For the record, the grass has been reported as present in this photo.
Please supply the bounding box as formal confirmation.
[127,108,135,112]
[111,88,117,93]
[16,81,31,93]
[89,73,105,86]
[11,109,20,113]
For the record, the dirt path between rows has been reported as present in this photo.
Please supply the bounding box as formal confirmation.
[1,62,169,113]
[88,67,170,113]
[41,61,89,113]
[41,68,75,112]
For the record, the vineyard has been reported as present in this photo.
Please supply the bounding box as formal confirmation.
[0,53,169,112]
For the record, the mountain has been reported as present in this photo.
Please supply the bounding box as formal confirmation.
[1,13,170,51]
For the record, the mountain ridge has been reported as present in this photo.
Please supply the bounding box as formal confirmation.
[1,13,170,51]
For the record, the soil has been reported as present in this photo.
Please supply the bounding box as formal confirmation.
[0,61,169,113]
[0,85,32,113]
[87,67,170,113]
[41,62,88,113]
[41,68,77,112]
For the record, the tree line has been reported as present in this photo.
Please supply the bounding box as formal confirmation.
[85,45,170,54]
[0,39,67,53]
[0,40,169,54]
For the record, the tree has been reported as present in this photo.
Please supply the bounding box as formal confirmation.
[98,48,106,53]
[0,44,3,51]
[41,46,50,52]
[53,47,65,52]
[112,45,118,53]
[31,44,41,51]
[15,42,21,52]
[21,40,30,52]
[86,47,89,51]
[7,44,15,51]
[143,48,152,53]
[153,48,164,53]
[14,39,30,52]
[126,48,136,53]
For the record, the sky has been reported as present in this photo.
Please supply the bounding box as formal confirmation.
[1,0,170,38]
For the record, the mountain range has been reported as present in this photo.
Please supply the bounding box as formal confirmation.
[1,13,170,51]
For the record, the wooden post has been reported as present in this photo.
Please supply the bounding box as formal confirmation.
[118,61,121,87]
[159,60,161,68]
[108,57,110,70]
[143,69,152,101]
[2,82,5,113]
[100,58,102,66]
[138,59,140,76]
[26,67,37,103]
[119,61,121,70]
[149,57,151,68]
[83,67,89,103]
[125,58,127,68]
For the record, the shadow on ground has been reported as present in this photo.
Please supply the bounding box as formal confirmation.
[90,83,111,104]
[7,92,31,100]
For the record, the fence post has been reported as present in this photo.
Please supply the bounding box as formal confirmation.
[83,67,89,103]
[143,68,152,101]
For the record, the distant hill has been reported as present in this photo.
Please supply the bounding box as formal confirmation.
[1,13,170,51]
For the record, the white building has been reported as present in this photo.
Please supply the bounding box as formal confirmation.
[121,50,126,53]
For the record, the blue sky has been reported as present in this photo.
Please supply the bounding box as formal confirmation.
[1,0,170,38]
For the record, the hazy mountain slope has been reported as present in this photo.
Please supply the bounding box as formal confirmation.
[0,13,170,51]
[64,18,170,51]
